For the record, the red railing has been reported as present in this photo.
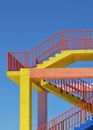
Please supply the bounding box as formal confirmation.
[7,30,93,71]
[45,78,93,102]
[36,78,93,130]
[36,106,93,130]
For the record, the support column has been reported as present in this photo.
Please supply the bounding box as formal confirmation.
[38,90,47,127]
[20,69,32,130]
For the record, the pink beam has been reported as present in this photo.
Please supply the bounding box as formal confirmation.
[30,68,93,79]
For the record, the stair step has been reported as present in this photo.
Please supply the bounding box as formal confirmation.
[41,81,81,106]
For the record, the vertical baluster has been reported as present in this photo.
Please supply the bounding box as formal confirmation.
[20,52,22,69]
[87,83,89,102]
[68,79,70,92]
[62,79,66,91]
[7,52,10,71]
[26,52,29,68]
[28,52,29,68]
[12,52,15,71]
[15,52,17,70]
[79,31,80,49]
[79,79,81,99]
[24,52,26,68]
[13,52,15,71]
[74,31,76,49]
[60,79,62,92]
[61,79,64,91]
[38,46,41,63]
[62,120,64,130]
[72,79,73,93]
[82,80,84,101]
[80,109,82,126]
[68,31,70,50]
[74,107,76,127]
[84,31,88,49]
[74,79,76,94]
[11,52,13,71]
[66,79,67,92]
[78,79,81,99]
[18,52,20,70]
[83,110,86,123]
[24,52,27,68]
[50,38,52,57]
[64,79,66,91]
[78,109,80,127]
[66,79,68,92]
[58,79,59,88]
[37,48,39,64]
[43,42,46,62]
[20,52,22,68]
[32,50,35,66]
[89,31,91,48]
[16,52,19,70]
[68,110,70,130]
[24,52,26,67]
[55,34,58,53]
[61,31,65,50]
[10,52,12,71]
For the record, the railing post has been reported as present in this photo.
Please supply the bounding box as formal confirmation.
[7,52,11,71]
[83,80,85,101]
[62,120,64,130]
[74,31,76,49]
[79,31,82,49]
[84,31,88,49]
[61,31,65,50]
[25,52,29,68]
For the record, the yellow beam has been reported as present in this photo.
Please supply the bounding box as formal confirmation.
[6,71,44,92]
[7,71,20,85]
[20,69,31,130]
[37,50,93,68]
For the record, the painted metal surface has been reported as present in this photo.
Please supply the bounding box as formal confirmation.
[30,68,93,79]
[38,91,47,127]
[20,69,31,130]
[37,50,93,68]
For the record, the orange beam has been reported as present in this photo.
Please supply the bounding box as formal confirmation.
[30,68,93,79]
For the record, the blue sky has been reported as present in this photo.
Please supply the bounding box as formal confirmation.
[0,0,93,130]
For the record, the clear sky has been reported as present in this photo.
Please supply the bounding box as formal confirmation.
[0,0,93,130]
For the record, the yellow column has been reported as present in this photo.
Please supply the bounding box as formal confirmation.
[20,69,31,130]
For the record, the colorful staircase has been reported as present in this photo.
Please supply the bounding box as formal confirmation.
[6,30,93,130]
[41,79,93,113]
[7,30,93,71]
